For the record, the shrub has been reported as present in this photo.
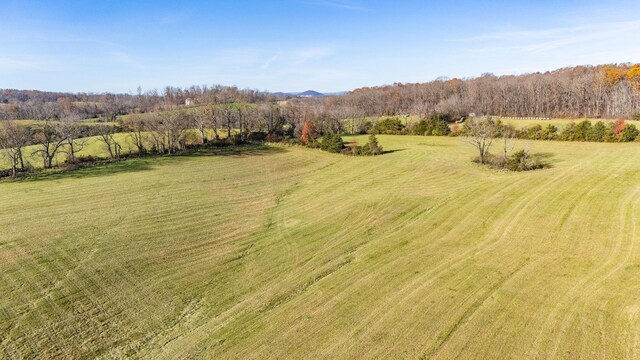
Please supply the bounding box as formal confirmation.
[586,121,606,142]
[573,120,592,141]
[372,117,404,134]
[450,123,461,136]
[341,134,383,156]
[356,121,373,134]
[559,122,577,141]
[505,149,544,171]
[472,152,497,166]
[230,135,247,146]
[284,137,304,146]
[604,122,618,142]
[0,167,30,179]
[319,133,344,153]
[366,134,383,155]
[306,139,321,148]
[75,155,98,164]
[632,112,640,121]
[619,124,639,142]
[203,138,234,148]
[526,125,544,140]
[543,124,558,140]
[248,131,267,141]
[265,133,285,143]
[413,115,451,136]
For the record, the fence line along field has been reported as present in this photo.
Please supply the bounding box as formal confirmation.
[2,135,640,358]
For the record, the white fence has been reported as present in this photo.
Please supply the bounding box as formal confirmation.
[499,116,552,120]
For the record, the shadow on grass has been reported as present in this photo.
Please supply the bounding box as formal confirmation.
[382,148,406,155]
[182,143,289,158]
[11,159,156,183]
[534,152,558,167]
[6,144,288,183]
[341,141,406,156]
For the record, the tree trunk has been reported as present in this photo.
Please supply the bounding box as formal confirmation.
[17,147,24,170]
[11,156,17,177]
[200,129,207,144]
[68,140,76,162]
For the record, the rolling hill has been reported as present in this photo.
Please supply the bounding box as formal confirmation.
[1,136,640,358]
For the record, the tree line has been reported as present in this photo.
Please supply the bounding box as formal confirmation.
[3,63,639,129]
[300,63,640,120]
[0,85,275,121]
[0,101,302,176]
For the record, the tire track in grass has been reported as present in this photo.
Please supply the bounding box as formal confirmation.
[151,152,438,358]
[516,156,624,356]
[7,138,638,358]
[1,155,278,358]
[396,171,588,358]
[124,155,344,358]
[341,157,581,358]
[581,185,640,357]
[523,151,636,357]
[420,147,623,357]
[318,157,549,357]
[547,184,640,358]
[400,148,620,358]
[322,180,523,356]
[424,258,531,359]
[443,150,619,358]
[316,187,515,357]
[351,146,603,358]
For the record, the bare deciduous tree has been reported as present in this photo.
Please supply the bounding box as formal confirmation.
[0,121,32,176]
[58,113,87,162]
[500,123,517,161]
[32,120,67,169]
[94,124,122,160]
[206,105,221,140]
[464,116,498,164]
[122,113,148,154]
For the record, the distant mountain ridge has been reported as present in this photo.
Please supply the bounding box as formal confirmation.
[272,90,347,99]
[297,90,323,97]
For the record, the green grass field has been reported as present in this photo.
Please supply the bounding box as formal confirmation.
[497,117,640,130]
[344,115,640,133]
[0,133,139,170]
[2,136,640,358]
[0,129,216,170]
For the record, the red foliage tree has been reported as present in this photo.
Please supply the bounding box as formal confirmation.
[301,120,316,144]
[614,118,626,137]
[450,123,460,136]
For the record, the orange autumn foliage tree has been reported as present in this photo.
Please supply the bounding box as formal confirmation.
[301,120,317,144]
[627,64,640,91]
[603,66,626,86]
[614,118,626,137]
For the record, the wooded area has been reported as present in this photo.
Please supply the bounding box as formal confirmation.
[340,63,640,118]
[2,64,639,123]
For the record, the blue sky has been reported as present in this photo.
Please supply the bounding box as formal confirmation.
[1,0,639,93]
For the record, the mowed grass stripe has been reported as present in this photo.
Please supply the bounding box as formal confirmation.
[2,136,640,358]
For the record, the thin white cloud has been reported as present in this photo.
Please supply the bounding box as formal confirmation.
[463,20,640,56]
[0,57,43,70]
[293,47,333,62]
[261,52,282,70]
[109,51,144,69]
[462,17,640,41]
